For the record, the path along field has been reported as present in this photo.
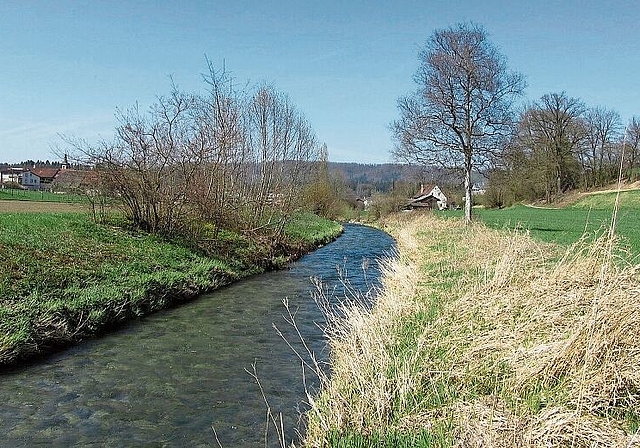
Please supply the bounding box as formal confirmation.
[305,197,640,447]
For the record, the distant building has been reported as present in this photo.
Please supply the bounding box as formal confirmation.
[0,167,26,186]
[21,167,61,190]
[471,184,486,195]
[406,184,448,210]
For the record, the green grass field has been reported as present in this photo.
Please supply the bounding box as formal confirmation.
[448,190,640,256]
[0,189,86,203]
[0,211,342,366]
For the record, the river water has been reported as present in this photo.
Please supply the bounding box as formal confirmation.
[0,224,395,447]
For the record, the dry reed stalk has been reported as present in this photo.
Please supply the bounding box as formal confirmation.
[524,407,632,447]
[303,213,640,447]
[304,217,437,445]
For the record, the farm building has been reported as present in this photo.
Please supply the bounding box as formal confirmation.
[21,168,61,191]
[406,184,448,210]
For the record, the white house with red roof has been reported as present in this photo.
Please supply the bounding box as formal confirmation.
[407,183,448,210]
[21,167,61,190]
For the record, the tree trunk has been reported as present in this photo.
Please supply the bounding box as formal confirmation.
[464,151,472,224]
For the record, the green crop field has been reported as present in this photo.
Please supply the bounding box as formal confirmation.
[447,190,640,256]
[0,188,85,203]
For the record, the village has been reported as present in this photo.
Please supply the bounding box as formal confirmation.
[1,156,488,214]
[0,156,100,194]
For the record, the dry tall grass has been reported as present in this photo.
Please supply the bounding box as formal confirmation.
[303,213,640,447]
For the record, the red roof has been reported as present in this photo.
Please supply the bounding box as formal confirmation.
[412,183,437,199]
[29,168,60,179]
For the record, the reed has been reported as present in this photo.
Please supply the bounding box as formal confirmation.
[303,212,640,447]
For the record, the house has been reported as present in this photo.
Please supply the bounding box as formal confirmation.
[406,184,448,211]
[471,183,486,195]
[355,197,370,211]
[51,168,102,194]
[52,169,86,192]
[21,168,61,190]
[0,167,26,186]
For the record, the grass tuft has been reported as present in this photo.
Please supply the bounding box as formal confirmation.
[304,212,640,447]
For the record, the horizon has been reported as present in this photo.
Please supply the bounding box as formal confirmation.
[2,1,639,165]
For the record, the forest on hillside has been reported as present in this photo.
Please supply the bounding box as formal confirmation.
[327,162,454,197]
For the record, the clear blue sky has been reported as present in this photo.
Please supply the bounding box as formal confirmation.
[1,0,639,164]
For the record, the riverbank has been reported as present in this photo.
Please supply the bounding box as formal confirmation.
[0,211,342,367]
[305,213,640,447]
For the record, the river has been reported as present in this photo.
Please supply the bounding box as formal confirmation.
[0,224,395,447]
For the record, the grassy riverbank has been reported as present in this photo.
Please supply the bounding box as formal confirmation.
[0,210,342,366]
[305,213,639,447]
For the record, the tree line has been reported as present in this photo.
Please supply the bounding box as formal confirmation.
[68,62,325,242]
[392,22,640,219]
[486,94,640,207]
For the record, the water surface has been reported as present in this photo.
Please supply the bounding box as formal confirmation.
[0,224,395,447]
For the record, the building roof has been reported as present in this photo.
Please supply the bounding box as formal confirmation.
[0,167,26,174]
[408,193,439,204]
[411,183,437,199]
[29,168,60,180]
[52,169,100,190]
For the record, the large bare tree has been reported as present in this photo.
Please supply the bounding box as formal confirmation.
[582,106,622,187]
[392,23,525,223]
[518,93,586,199]
[245,85,320,233]
[624,117,640,182]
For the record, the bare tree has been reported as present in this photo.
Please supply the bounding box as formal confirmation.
[624,117,640,182]
[245,85,320,235]
[65,86,197,234]
[583,106,622,187]
[187,62,250,232]
[392,22,525,223]
[516,93,585,199]
[65,63,320,242]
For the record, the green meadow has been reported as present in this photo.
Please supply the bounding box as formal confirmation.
[458,190,640,256]
[0,188,86,203]
[0,210,342,366]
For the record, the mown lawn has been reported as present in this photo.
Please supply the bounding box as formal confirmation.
[0,211,342,366]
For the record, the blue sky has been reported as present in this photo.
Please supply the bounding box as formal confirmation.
[1,0,639,164]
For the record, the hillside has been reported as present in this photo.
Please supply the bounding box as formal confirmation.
[531,181,640,209]
[328,162,446,195]
[470,189,640,255]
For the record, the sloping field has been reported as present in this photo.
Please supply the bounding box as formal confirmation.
[570,189,640,210]
[305,214,640,447]
[474,190,640,256]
